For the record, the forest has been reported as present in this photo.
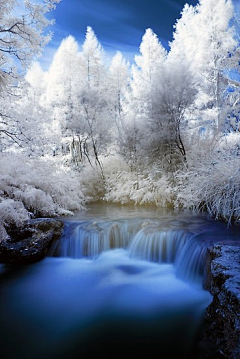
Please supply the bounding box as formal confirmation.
[0,0,240,237]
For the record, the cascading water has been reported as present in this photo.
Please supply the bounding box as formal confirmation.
[1,204,239,359]
[175,234,208,282]
[49,219,139,258]
[49,218,209,283]
[128,225,209,282]
[129,227,188,263]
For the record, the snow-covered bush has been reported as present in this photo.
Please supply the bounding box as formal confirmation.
[104,170,173,207]
[175,152,240,225]
[101,155,173,206]
[0,153,86,229]
[100,148,240,224]
[77,154,174,207]
[0,199,30,228]
[79,163,105,202]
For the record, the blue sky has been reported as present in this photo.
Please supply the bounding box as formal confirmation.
[41,0,197,68]
[40,0,239,69]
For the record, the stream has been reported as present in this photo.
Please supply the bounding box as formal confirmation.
[0,204,239,358]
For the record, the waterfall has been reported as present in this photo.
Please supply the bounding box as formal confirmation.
[128,225,206,282]
[49,220,138,258]
[128,226,188,263]
[174,235,208,282]
[49,219,209,283]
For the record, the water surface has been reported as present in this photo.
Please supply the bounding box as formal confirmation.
[0,204,238,358]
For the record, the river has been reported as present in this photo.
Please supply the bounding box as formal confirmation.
[0,204,239,358]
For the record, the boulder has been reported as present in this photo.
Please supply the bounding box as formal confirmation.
[0,218,64,265]
[199,243,240,358]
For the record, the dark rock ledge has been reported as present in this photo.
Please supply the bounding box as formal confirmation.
[0,218,64,265]
[199,243,240,358]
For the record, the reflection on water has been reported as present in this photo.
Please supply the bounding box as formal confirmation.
[0,204,238,359]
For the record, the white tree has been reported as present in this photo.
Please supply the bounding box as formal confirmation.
[148,60,197,171]
[13,82,50,156]
[0,0,60,150]
[131,28,167,122]
[75,27,112,171]
[80,26,104,87]
[0,87,21,150]
[108,51,129,149]
[121,28,167,170]
[169,0,237,133]
[25,62,47,99]
[40,29,115,168]
[44,35,82,157]
[0,0,60,83]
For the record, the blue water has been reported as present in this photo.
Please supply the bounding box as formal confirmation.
[0,204,238,359]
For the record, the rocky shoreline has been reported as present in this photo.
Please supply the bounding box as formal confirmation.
[199,243,240,358]
[0,218,63,265]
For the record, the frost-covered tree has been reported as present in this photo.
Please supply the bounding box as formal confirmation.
[121,28,167,170]
[148,60,197,171]
[169,0,237,133]
[0,0,60,84]
[75,27,112,171]
[0,1,89,230]
[223,83,240,134]
[108,51,129,148]
[130,28,167,124]
[196,0,237,131]
[45,35,80,107]
[15,75,52,157]
[37,29,116,169]
[80,26,104,87]
[0,86,22,151]
[25,62,47,100]
[0,0,60,150]
[44,35,82,157]
[166,0,240,221]
[0,64,52,156]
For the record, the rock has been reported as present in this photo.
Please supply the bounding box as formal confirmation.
[199,243,240,358]
[0,218,64,265]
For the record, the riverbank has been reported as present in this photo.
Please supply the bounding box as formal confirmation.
[199,243,240,358]
[0,218,63,264]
